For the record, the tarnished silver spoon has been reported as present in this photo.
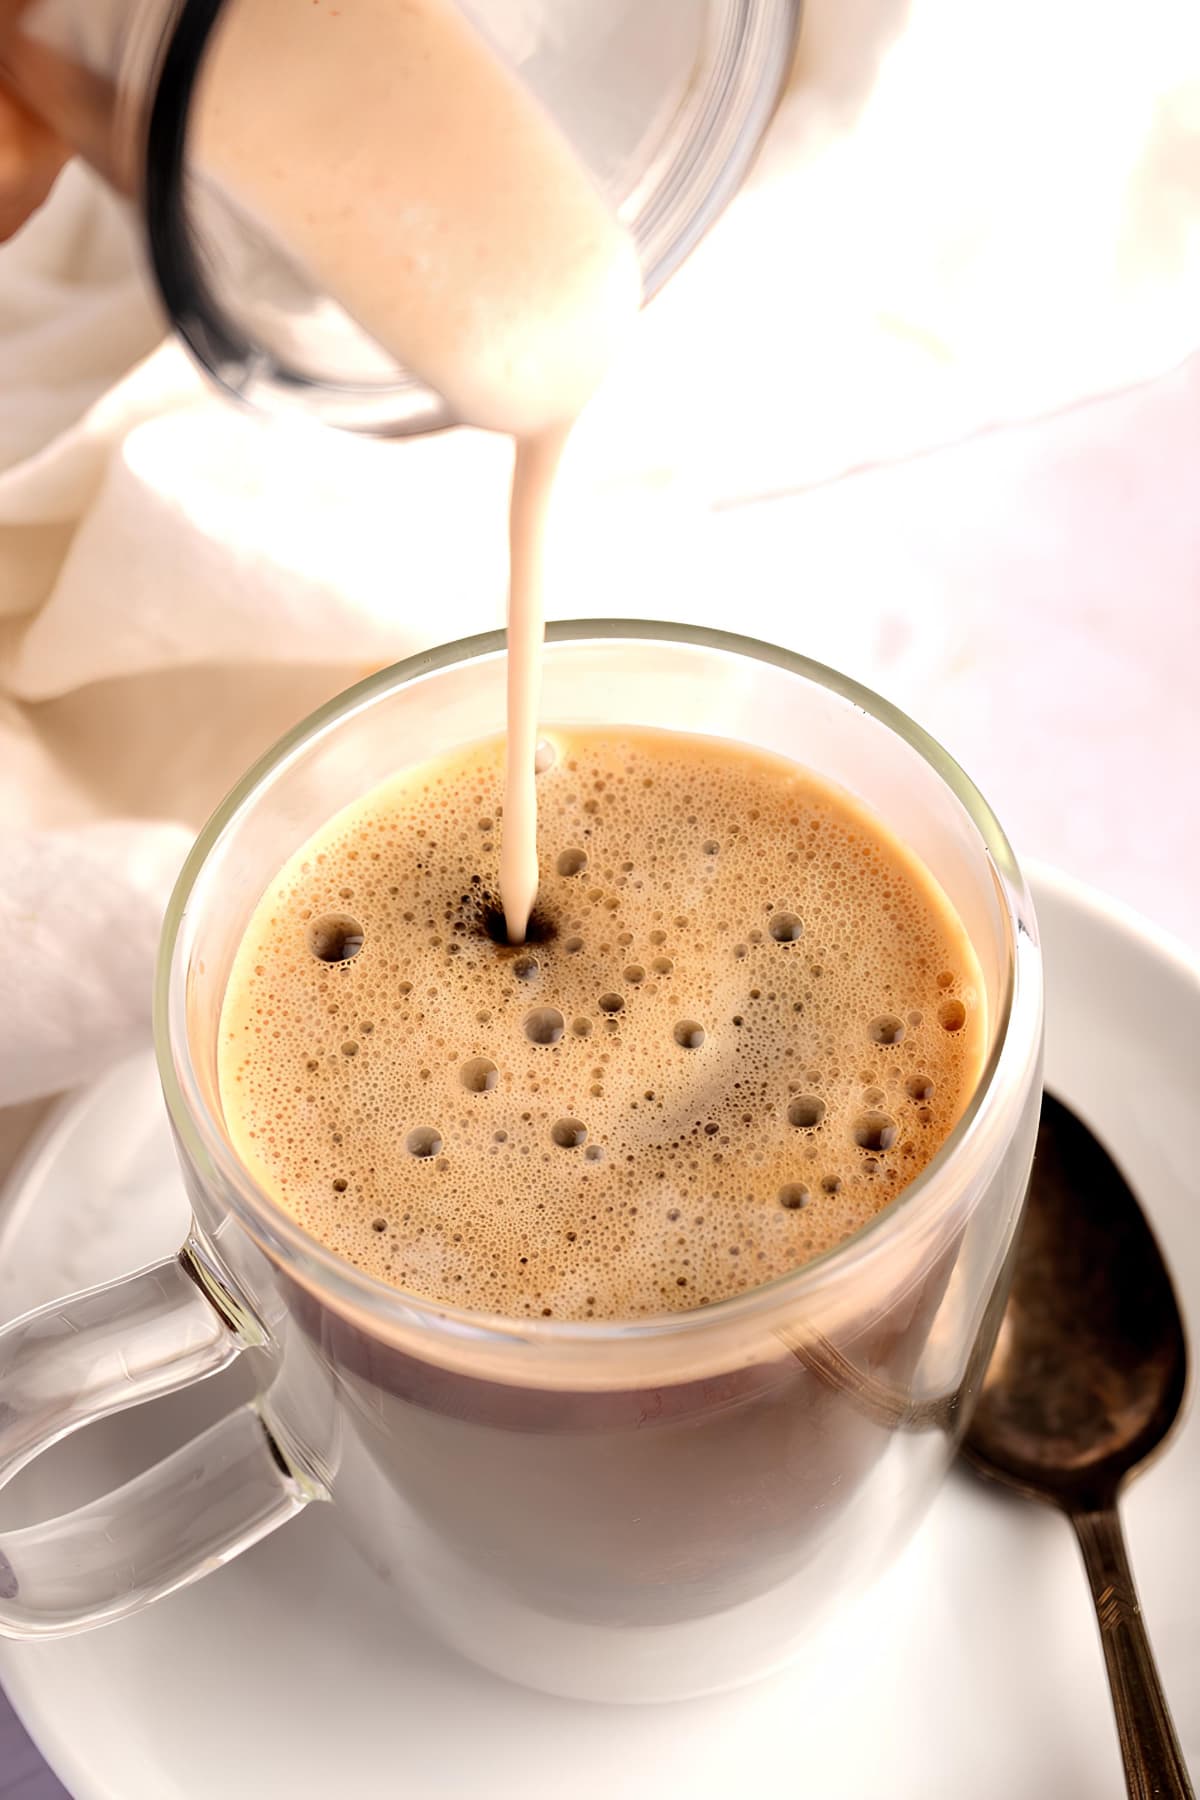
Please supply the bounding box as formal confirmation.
[963,1092,1193,1800]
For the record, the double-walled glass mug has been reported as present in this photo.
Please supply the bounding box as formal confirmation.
[0,0,800,433]
[0,626,1043,1703]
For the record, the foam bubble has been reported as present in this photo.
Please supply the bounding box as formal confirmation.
[551,1118,588,1148]
[853,1111,897,1152]
[308,915,364,962]
[787,1095,826,1129]
[460,1056,498,1092]
[406,1126,443,1158]
[524,1006,564,1044]
[870,1015,905,1046]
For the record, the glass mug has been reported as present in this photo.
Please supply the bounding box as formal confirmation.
[0,0,800,433]
[0,625,1042,1703]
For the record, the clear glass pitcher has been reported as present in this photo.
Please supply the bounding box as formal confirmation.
[0,0,800,432]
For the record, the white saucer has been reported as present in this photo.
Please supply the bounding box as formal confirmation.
[1,867,1196,1800]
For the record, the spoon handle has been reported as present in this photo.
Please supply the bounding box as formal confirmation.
[1071,1506,1194,1800]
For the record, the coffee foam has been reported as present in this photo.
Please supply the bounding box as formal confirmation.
[218,730,987,1321]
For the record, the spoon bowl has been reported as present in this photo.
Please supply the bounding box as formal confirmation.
[966,1092,1187,1507]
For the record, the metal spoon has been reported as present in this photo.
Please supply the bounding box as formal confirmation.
[963,1092,1193,1799]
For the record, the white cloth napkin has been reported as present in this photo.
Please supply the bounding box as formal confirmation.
[2,0,1199,1108]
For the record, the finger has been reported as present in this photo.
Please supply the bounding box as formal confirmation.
[0,84,69,240]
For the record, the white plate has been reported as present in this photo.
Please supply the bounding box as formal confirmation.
[0,866,1196,1800]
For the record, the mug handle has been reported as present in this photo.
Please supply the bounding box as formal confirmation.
[0,1250,318,1638]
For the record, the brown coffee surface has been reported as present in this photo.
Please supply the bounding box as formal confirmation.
[218,729,986,1319]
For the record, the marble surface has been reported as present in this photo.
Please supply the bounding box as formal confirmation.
[2,352,1197,1795]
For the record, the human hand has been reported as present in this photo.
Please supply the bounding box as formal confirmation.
[0,79,67,240]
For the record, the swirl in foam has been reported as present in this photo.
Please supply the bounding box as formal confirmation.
[218,729,988,1320]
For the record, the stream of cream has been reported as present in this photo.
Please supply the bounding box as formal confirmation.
[195,0,640,939]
